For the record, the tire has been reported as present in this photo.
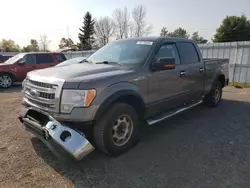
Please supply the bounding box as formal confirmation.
[93,103,140,156]
[203,80,222,107]
[0,73,14,89]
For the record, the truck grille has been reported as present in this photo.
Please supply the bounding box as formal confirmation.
[23,77,63,112]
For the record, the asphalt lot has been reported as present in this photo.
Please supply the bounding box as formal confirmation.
[1,86,250,188]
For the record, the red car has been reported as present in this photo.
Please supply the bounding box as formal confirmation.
[0,52,66,88]
[0,54,13,63]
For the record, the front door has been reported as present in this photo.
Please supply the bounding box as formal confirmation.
[15,54,37,81]
[176,42,204,102]
[147,43,183,116]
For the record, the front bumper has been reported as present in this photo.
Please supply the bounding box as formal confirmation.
[18,107,95,161]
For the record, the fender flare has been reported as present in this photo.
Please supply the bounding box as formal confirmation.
[93,88,145,121]
[211,72,225,90]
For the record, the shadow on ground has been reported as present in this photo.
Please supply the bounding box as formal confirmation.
[31,99,250,188]
[0,83,22,93]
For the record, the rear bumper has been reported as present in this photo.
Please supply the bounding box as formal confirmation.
[18,107,94,161]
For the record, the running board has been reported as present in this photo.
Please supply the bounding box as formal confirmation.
[147,100,203,126]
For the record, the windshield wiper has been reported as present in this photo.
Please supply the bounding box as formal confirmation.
[80,59,92,64]
[96,61,122,66]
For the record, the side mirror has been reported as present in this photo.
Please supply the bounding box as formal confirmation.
[18,60,25,65]
[152,57,176,71]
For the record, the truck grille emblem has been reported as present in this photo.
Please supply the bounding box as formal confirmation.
[29,89,39,97]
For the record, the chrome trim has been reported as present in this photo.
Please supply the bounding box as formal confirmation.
[20,107,95,161]
[25,92,57,104]
[147,100,202,126]
[23,73,65,112]
[23,97,56,111]
[26,82,56,93]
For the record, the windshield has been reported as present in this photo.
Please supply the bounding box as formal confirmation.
[86,39,154,66]
[56,57,87,67]
[4,54,24,64]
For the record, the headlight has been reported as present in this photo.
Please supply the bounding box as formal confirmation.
[61,89,96,113]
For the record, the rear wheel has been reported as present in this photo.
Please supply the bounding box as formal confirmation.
[203,80,222,107]
[93,103,140,156]
[0,73,14,88]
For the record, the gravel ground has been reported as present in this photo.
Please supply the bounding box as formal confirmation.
[1,86,250,188]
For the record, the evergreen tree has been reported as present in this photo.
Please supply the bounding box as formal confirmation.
[78,12,95,50]
[213,15,250,42]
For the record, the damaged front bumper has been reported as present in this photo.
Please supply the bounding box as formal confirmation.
[18,107,95,161]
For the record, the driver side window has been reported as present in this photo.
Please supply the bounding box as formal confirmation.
[155,44,180,65]
[24,54,36,65]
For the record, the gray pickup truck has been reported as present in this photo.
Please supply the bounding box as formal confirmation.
[19,37,229,161]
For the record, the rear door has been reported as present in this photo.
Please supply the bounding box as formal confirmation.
[176,42,204,102]
[35,54,55,69]
[147,42,183,115]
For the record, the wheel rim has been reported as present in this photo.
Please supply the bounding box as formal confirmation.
[214,87,221,103]
[112,115,134,147]
[0,75,12,88]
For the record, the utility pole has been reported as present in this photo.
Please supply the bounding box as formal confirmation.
[67,25,69,39]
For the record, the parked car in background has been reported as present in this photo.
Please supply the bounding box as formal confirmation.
[0,54,13,63]
[0,52,66,88]
[55,56,87,67]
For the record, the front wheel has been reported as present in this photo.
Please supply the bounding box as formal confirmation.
[203,80,222,107]
[0,73,14,88]
[93,103,140,156]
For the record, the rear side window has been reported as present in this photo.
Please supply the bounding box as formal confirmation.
[54,54,67,62]
[0,55,3,62]
[36,54,54,64]
[177,42,200,64]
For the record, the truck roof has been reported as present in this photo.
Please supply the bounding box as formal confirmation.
[118,36,194,43]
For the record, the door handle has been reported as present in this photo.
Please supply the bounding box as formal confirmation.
[180,71,186,76]
[199,67,204,72]
[32,66,36,68]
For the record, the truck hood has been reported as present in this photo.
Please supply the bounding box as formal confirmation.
[28,63,128,80]
[0,63,15,71]
[0,63,12,67]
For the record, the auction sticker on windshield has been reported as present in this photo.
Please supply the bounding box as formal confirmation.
[136,41,153,45]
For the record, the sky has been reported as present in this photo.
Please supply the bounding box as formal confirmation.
[0,0,250,51]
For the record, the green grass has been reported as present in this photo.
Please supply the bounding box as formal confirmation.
[229,82,250,88]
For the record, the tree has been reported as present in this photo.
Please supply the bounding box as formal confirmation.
[168,27,189,38]
[78,11,95,50]
[160,26,168,37]
[22,39,39,52]
[213,15,250,42]
[39,34,51,51]
[58,38,74,48]
[191,32,208,44]
[95,16,115,46]
[112,6,130,39]
[128,21,135,37]
[0,39,20,52]
[131,4,152,37]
